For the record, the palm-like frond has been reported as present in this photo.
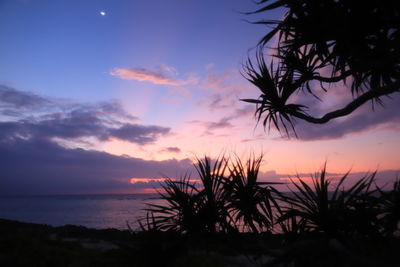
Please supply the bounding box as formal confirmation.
[141,156,235,234]
[193,156,235,233]
[277,164,378,237]
[276,205,307,239]
[241,50,305,137]
[225,154,281,233]
[243,0,400,133]
[140,155,394,239]
[378,179,400,236]
[141,174,201,233]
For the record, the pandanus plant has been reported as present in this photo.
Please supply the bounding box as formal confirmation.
[140,155,282,234]
[277,164,379,237]
[225,154,281,233]
[140,174,201,233]
[243,0,400,136]
[141,156,234,234]
[192,155,235,233]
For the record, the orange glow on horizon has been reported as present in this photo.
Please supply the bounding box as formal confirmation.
[130,177,166,184]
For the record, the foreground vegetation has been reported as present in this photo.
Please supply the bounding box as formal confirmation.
[141,155,400,241]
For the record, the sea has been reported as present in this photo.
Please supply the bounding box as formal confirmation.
[0,194,164,231]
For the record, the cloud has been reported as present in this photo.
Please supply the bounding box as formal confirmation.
[240,64,400,140]
[157,64,177,74]
[161,147,181,153]
[204,71,232,91]
[0,85,136,120]
[0,86,192,195]
[164,87,192,104]
[129,179,167,189]
[246,80,400,140]
[185,104,252,136]
[233,105,254,118]
[2,132,396,196]
[289,94,400,140]
[0,137,192,195]
[0,86,170,145]
[0,110,169,145]
[109,124,170,145]
[241,134,265,143]
[258,169,399,191]
[0,85,49,109]
[207,117,234,130]
[110,66,197,86]
[188,117,234,130]
[206,93,233,109]
[194,70,255,118]
[0,85,51,118]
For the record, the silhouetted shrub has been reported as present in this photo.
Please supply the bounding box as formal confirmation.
[140,155,399,241]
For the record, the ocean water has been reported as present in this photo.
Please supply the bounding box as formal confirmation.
[0,194,164,230]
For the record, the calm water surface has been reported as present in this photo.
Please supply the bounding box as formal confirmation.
[0,194,164,230]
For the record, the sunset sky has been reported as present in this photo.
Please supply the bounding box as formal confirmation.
[1,0,399,195]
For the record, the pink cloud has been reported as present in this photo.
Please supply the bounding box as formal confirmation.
[157,64,177,74]
[110,67,197,86]
[204,71,232,91]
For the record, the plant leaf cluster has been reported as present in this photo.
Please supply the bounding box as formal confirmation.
[140,156,400,239]
[242,0,400,136]
[277,164,380,238]
[140,155,279,234]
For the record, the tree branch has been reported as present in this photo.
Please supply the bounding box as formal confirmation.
[312,72,352,83]
[289,81,400,124]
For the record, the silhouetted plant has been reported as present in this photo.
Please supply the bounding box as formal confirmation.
[193,156,235,233]
[141,174,201,232]
[225,154,280,233]
[141,157,234,234]
[138,211,160,232]
[378,179,400,237]
[242,0,400,136]
[140,156,398,240]
[277,164,379,237]
[276,205,307,240]
[140,155,285,234]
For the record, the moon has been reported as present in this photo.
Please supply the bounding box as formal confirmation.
[100,11,106,16]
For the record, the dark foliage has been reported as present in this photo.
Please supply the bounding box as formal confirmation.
[140,155,280,234]
[225,155,280,233]
[141,156,399,240]
[242,0,400,136]
[378,179,400,237]
[141,156,235,234]
[277,164,380,238]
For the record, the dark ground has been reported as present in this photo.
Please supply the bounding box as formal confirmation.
[0,218,399,267]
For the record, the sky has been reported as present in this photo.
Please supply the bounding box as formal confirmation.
[0,0,399,195]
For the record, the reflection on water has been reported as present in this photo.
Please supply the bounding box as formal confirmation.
[0,194,164,230]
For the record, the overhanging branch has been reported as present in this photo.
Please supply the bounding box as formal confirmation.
[289,81,400,124]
